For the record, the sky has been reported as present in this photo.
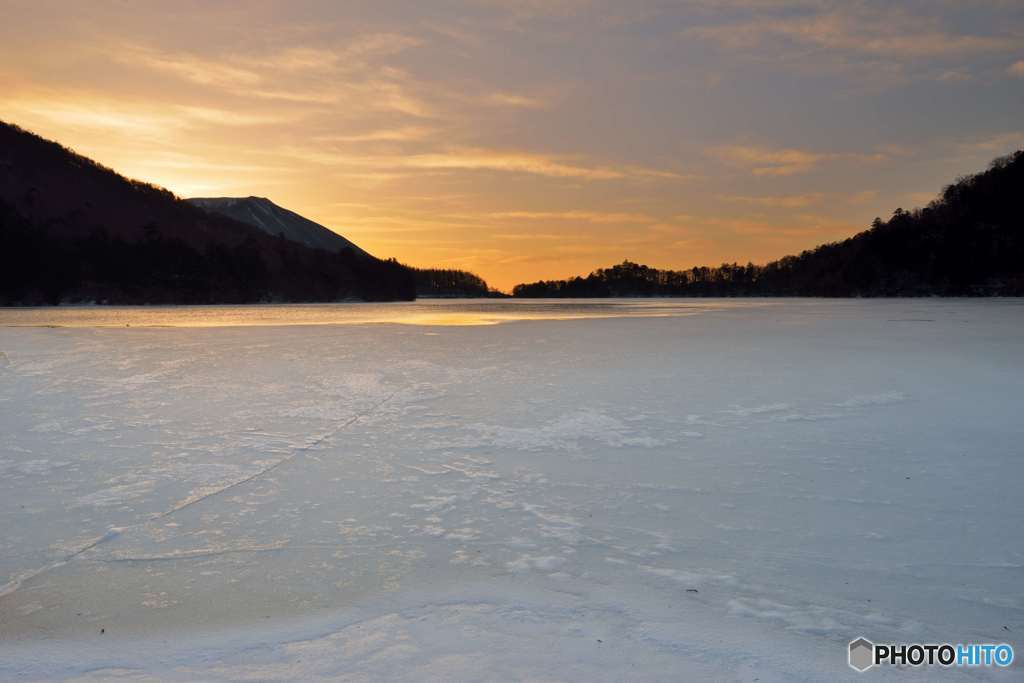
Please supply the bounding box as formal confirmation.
[2,1,1023,290]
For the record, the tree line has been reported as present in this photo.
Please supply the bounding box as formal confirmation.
[0,201,416,305]
[513,151,1024,297]
[407,266,503,297]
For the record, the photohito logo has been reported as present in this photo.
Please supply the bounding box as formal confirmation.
[848,637,1014,672]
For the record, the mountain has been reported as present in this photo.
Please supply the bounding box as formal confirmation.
[187,196,367,256]
[0,121,414,305]
[513,150,1024,298]
[189,195,501,298]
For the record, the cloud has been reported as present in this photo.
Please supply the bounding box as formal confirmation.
[623,165,695,181]
[399,151,685,182]
[720,193,825,208]
[936,67,972,83]
[326,213,484,233]
[1009,61,1024,77]
[674,213,857,240]
[109,38,431,116]
[6,96,297,134]
[141,153,294,175]
[323,33,422,62]
[689,7,1017,59]
[402,149,624,179]
[5,99,185,136]
[277,144,681,182]
[846,189,879,205]
[316,126,435,143]
[176,105,299,127]
[709,143,892,176]
[115,34,421,85]
[720,189,880,209]
[709,144,830,176]
[957,131,1024,154]
[484,92,547,108]
[484,210,654,223]
[116,46,261,88]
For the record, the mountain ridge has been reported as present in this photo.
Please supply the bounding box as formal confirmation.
[187,196,367,257]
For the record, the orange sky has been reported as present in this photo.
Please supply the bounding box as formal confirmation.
[2,1,1022,290]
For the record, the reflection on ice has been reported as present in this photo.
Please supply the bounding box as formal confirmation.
[0,298,765,328]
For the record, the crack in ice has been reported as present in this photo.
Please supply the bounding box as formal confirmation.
[0,392,397,602]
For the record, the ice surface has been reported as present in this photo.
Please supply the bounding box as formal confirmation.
[0,299,1022,681]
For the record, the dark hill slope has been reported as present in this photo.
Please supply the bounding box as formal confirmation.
[0,122,413,304]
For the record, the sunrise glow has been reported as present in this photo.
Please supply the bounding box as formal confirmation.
[3,1,1022,289]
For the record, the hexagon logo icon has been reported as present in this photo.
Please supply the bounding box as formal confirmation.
[849,637,875,672]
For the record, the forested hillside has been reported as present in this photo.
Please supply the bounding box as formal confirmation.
[513,151,1024,297]
[0,122,415,305]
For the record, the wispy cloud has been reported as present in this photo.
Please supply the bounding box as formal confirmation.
[110,37,431,116]
[624,165,695,181]
[673,212,858,240]
[936,67,972,83]
[709,144,830,176]
[846,189,880,205]
[177,105,299,127]
[483,92,547,108]
[115,46,262,88]
[1009,61,1024,77]
[5,99,184,136]
[484,210,654,223]
[316,126,435,143]
[720,189,881,208]
[709,143,891,176]
[957,131,1024,154]
[402,149,625,179]
[115,34,422,84]
[720,193,825,208]
[275,144,680,182]
[4,96,296,135]
[689,7,1017,59]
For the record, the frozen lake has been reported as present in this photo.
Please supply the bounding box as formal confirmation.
[1,299,1021,681]
[0,298,730,328]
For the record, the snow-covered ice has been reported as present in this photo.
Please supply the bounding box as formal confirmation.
[0,299,1021,681]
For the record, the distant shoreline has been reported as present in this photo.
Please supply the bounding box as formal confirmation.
[5,292,1024,310]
